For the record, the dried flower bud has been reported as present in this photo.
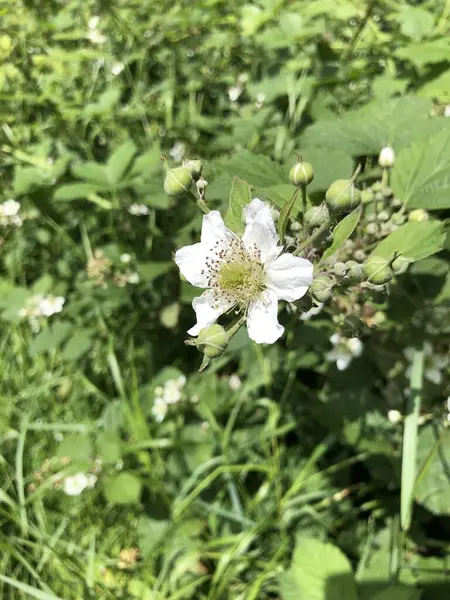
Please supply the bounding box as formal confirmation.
[289,160,314,186]
[378,146,395,168]
[164,166,193,199]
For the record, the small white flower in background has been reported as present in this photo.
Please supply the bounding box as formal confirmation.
[404,342,449,385]
[19,295,65,325]
[228,85,243,102]
[169,141,186,163]
[120,253,131,264]
[0,199,22,227]
[87,15,106,44]
[388,409,402,424]
[38,296,65,317]
[54,432,64,442]
[444,105,450,117]
[327,333,363,371]
[300,303,324,321]
[126,272,140,285]
[151,397,168,423]
[151,375,187,421]
[62,473,97,496]
[378,146,395,168]
[255,92,266,109]
[228,374,242,391]
[175,198,313,344]
[111,62,124,76]
[128,203,150,216]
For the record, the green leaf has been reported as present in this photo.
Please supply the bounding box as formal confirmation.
[280,536,357,600]
[396,7,434,40]
[224,176,251,233]
[216,150,286,188]
[278,188,299,244]
[14,166,51,196]
[0,575,63,600]
[62,330,92,361]
[321,206,361,261]
[256,184,297,212]
[57,434,93,462]
[295,147,353,194]
[415,426,450,516]
[392,129,450,209]
[96,431,122,463]
[395,39,450,68]
[103,472,142,505]
[107,140,137,184]
[418,69,450,102]
[71,162,109,186]
[32,273,54,294]
[137,261,173,282]
[29,321,72,356]
[53,183,102,202]
[137,516,170,558]
[370,221,445,263]
[369,586,422,600]
[129,144,162,177]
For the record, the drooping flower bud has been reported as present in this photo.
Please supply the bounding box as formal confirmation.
[378,146,395,168]
[304,203,330,229]
[363,256,394,285]
[164,166,193,199]
[325,179,361,214]
[344,260,363,282]
[183,159,203,181]
[310,276,334,303]
[289,160,314,186]
[392,255,410,275]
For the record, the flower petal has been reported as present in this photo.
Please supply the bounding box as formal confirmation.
[347,338,363,357]
[175,242,208,288]
[336,354,352,371]
[201,210,234,248]
[246,290,283,344]
[242,199,280,264]
[187,291,233,336]
[425,367,442,385]
[266,253,313,302]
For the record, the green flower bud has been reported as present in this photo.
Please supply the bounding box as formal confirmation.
[363,256,394,285]
[183,159,203,181]
[289,161,314,186]
[340,315,364,338]
[196,324,229,358]
[361,189,374,204]
[325,179,361,214]
[408,208,429,222]
[392,255,410,275]
[164,166,192,199]
[333,262,348,277]
[311,276,334,303]
[371,182,382,193]
[304,203,330,229]
[345,260,363,282]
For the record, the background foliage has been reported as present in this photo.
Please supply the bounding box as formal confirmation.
[1,0,450,599]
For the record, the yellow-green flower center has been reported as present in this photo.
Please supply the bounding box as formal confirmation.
[217,260,265,306]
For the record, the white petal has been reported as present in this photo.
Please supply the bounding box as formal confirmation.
[425,368,442,385]
[247,290,283,344]
[201,210,234,247]
[347,338,363,357]
[330,333,341,346]
[336,354,352,371]
[187,291,232,336]
[175,242,208,288]
[266,253,313,302]
[242,199,280,264]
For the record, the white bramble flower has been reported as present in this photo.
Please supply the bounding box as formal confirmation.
[327,333,363,371]
[151,397,168,423]
[120,253,131,264]
[151,375,187,422]
[378,146,395,168]
[404,343,449,385]
[169,141,186,163]
[228,374,242,391]
[111,62,124,76]
[87,16,106,44]
[228,85,243,102]
[62,473,97,496]
[38,296,65,317]
[128,203,150,216]
[0,199,22,227]
[175,199,313,344]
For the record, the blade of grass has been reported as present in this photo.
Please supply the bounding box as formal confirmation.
[0,575,63,600]
[401,345,424,532]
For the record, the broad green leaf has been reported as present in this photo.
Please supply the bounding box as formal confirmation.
[96,431,122,463]
[53,183,102,202]
[224,176,251,233]
[71,162,109,185]
[129,144,161,177]
[256,184,297,212]
[32,273,54,294]
[296,148,353,194]
[396,7,434,40]
[418,69,450,102]
[137,261,173,282]
[107,140,137,184]
[217,150,286,188]
[321,206,361,261]
[29,321,72,356]
[302,97,447,156]
[137,516,170,558]
[62,330,92,361]
[392,129,450,209]
[395,39,450,68]
[369,586,422,600]
[14,166,51,196]
[370,221,445,263]
[415,426,450,516]
[103,472,142,505]
[280,536,357,600]
[57,434,93,461]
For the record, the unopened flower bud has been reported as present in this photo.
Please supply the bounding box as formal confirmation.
[289,160,314,186]
[392,255,410,275]
[164,166,193,199]
[183,159,203,181]
[408,209,429,222]
[378,146,395,168]
[363,256,394,285]
[333,262,347,277]
[344,260,363,282]
[388,409,402,424]
[325,179,361,214]
[311,276,334,303]
[304,203,330,229]
[361,189,374,204]
[196,324,229,358]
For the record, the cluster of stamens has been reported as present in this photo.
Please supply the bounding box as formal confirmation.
[201,237,266,310]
